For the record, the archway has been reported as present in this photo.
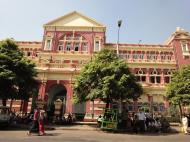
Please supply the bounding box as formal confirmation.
[46,84,67,119]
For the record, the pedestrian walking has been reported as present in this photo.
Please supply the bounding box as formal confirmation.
[137,109,146,132]
[182,114,189,134]
[27,108,40,135]
[39,110,45,136]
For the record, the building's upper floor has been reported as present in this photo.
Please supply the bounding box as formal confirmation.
[18,11,190,68]
[16,11,190,81]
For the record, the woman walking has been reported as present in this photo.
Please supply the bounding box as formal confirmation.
[27,108,40,135]
[39,110,45,136]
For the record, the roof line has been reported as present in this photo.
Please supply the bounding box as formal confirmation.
[43,11,106,27]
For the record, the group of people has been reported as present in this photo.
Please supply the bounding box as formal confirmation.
[130,110,170,133]
[97,109,170,133]
[27,108,45,136]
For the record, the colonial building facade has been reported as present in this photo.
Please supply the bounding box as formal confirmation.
[11,11,190,118]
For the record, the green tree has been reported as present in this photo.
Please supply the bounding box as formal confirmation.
[73,49,143,109]
[0,39,38,106]
[166,65,190,119]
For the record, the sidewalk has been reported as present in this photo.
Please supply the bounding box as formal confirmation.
[45,121,98,131]
[11,121,182,133]
[46,122,181,133]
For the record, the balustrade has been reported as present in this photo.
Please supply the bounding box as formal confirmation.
[36,62,82,70]
[119,52,175,63]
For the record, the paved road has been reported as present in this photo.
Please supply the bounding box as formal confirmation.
[0,129,189,142]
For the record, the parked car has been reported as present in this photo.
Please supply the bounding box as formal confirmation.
[0,106,11,127]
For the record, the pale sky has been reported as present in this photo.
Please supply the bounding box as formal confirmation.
[0,0,189,44]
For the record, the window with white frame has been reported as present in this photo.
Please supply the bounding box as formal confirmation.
[82,43,88,52]
[166,55,171,60]
[45,39,52,50]
[161,53,166,61]
[58,41,64,51]
[147,52,157,60]
[74,43,79,51]
[139,54,144,60]
[66,42,72,51]
[94,40,100,52]
[126,53,130,59]
[181,42,189,52]
[133,54,138,59]
[150,69,161,84]
[57,34,89,53]
[135,69,146,82]
[164,70,171,84]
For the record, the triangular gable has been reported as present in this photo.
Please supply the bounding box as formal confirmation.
[165,27,190,44]
[44,11,105,28]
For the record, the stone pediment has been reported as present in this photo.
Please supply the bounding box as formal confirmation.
[44,11,105,28]
[165,27,190,44]
[174,33,190,39]
[173,27,190,39]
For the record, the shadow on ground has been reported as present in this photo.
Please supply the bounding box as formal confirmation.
[100,127,179,136]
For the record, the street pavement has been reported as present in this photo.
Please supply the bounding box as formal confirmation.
[0,129,189,142]
[0,125,189,142]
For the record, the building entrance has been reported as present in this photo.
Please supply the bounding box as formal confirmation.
[46,84,67,120]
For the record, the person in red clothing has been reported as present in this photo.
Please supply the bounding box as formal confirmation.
[39,110,45,136]
[27,108,40,135]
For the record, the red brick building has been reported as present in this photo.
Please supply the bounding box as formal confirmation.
[5,11,190,119]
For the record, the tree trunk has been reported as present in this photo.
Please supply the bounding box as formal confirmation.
[106,99,110,109]
[178,101,183,123]
[2,99,7,106]
[92,100,94,119]
[20,100,23,112]
[10,99,13,110]
[22,100,28,113]
[119,99,122,114]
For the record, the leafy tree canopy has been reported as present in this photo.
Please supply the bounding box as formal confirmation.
[73,49,143,107]
[166,65,190,116]
[166,65,190,104]
[0,39,38,102]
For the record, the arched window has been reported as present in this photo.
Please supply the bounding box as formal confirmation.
[66,42,71,51]
[150,69,161,84]
[45,39,52,50]
[147,51,157,60]
[58,41,64,51]
[135,69,146,82]
[82,42,88,52]
[57,34,88,52]
[74,43,79,51]
[164,70,171,84]
[160,52,166,61]
[181,41,189,52]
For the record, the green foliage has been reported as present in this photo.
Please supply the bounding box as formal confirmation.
[166,65,190,118]
[168,105,180,117]
[73,49,143,106]
[166,65,190,105]
[0,39,38,101]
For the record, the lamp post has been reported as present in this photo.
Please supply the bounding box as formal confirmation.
[117,20,122,55]
[117,20,123,114]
